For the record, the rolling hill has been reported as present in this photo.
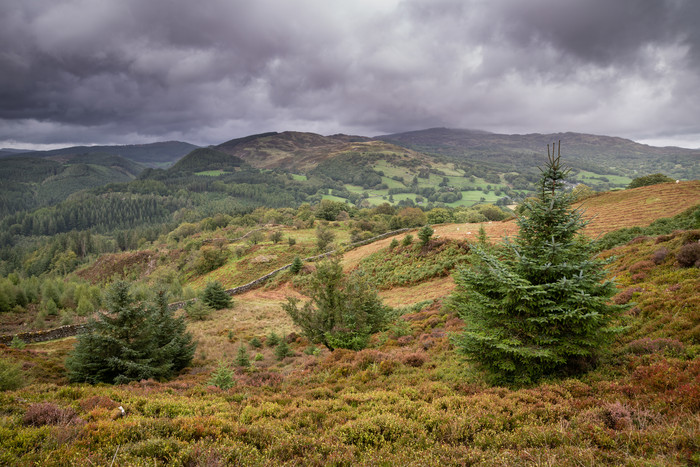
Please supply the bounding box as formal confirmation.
[14,141,198,167]
[376,127,700,181]
[168,147,245,174]
[0,154,147,217]
[214,131,413,170]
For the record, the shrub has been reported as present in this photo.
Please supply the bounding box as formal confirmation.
[23,402,81,426]
[79,396,118,412]
[628,173,675,189]
[288,237,297,246]
[316,225,335,252]
[401,352,428,367]
[676,243,700,267]
[201,281,232,309]
[402,235,413,247]
[626,338,685,355]
[0,358,24,391]
[651,247,669,265]
[186,300,214,321]
[388,238,399,251]
[194,246,230,274]
[247,230,265,245]
[243,371,283,387]
[269,231,283,244]
[614,287,642,305]
[208,360,235,390]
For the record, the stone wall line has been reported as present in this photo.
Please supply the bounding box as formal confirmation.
[2,227,413,343]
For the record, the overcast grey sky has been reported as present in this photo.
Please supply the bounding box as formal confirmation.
[1,0,699,149]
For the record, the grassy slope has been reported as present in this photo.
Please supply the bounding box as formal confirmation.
[2,184,700,465]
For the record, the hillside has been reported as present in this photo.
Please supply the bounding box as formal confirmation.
[377,128,700,181]
[1,179,699,464]
[214,131,413,171]
[168,147,245,174]
[0,154,146,217]
[16,141,198,167]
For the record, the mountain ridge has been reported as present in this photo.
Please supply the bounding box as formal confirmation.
[2,141,199,167]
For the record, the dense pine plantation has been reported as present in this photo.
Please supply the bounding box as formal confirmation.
[1,171,700,464]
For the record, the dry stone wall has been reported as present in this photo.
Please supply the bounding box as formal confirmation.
[1,227,413,342]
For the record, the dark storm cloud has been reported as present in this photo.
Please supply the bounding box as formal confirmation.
[1,0,699,148]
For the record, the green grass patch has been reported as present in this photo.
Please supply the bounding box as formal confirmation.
[195,170,227,176]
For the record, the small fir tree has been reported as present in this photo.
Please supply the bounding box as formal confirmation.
[249,337,262,348]
[418,225,434,246]
[208,360,235,390]
[451,142,624,385]
[476,224,489,246]
[10,335,26,349]
[275,338,293,360]
[266,331,281,347]
[282,257,391,351]
[201,281,232,310]
[66,282,195,384]
[290,256,303,274]
[235,344,250,368]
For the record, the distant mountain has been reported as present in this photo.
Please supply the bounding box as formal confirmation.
[375,128,700,179]
[0,148,31,158]
[14,141,199,167]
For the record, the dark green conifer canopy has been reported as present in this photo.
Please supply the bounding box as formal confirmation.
[451,142,624,385]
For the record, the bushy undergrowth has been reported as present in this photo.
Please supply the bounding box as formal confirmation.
[359,238,471,289]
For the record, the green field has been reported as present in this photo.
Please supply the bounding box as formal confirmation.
[195,170,227,176]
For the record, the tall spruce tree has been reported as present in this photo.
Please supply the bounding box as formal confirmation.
[451,142,623,385]
[66,282,195,384]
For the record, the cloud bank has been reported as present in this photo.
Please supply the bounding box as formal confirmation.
[1,0,699,148]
